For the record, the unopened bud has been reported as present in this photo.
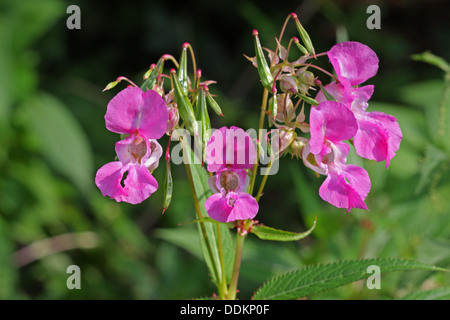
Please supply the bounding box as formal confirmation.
[278,127,297,154]
[279,75,298,93]
[166,104,179,133]
[275,93,295,123]
[289,137,306,159]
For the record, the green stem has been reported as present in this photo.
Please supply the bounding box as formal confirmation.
[184,163,221,292]
[255,159,272,202]
[217,223,228,299]
[227,227,247,300]
[249,88,269,195]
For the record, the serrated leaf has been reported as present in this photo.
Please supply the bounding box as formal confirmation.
[398,287,450,300]
[252,258,448,300]
[251,218,316,241]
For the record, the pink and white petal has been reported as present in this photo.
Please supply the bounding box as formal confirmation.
[349,85,374,112]
[143,139,163,171]
[205,193,233,223]
[138,90,169,139]
[228,193,259,221]
[117,164,158,204]
[208,175,220,194]
[95,161,128,200]
[319,173,368,213]
[115,135,136,165]
[328,41,379,86]
[105,87,145,135]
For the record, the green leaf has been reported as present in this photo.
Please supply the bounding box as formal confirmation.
[251,218,316,241]
[21,93,94,194]
[398,287,450,300]
[252,258,448,300]
[296,93,318,106]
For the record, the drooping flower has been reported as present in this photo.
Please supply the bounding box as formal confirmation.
[306,100,371,212]
[204,126,258,223]
[316,41,402,168]
[95,87,169,204]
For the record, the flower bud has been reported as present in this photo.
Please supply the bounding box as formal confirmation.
[279,75,298,93]
[278,127,297,154]
[166,104,179,133]
[289,137,307,159]
[275,93,295,123]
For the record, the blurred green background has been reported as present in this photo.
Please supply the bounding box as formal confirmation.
[1,0,449,299]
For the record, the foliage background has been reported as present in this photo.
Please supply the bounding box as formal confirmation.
[1,0,449,299]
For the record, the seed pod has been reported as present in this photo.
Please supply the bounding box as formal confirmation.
[178,43,190,96]
[141,57,164,91]
[291,13,315,56]
[253,29,274,90]
[171,69,198,136]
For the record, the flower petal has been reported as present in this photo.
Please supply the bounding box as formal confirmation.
[353,111,402,168]
[139,90,169,139]
[328,41,379,86]
[309,101,358,155]
[204,193,233,222]
[95,161,127,200]
[229,193,259,221]
[205,192,259,223]
[319,165,370,212]
[105,87,168,139]
[95,161,158,204]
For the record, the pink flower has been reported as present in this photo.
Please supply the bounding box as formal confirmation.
[205,168,258,222]
[303,141,371,212]
[306,100,370,212]
[316,41,402,168]
[95,87,169,204]
[204,127,258,222]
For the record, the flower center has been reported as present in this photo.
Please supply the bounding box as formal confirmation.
[128,137,147,163]
[219,171,239,192]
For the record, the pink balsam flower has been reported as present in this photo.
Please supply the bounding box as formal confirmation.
[204,127,258,223]
[95,87,169,204]
[306,101,371,212]
[316,41,402,168]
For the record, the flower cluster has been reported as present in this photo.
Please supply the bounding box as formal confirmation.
[256,38,402,212]
[95,87,168,204]
[204,126,259,222]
